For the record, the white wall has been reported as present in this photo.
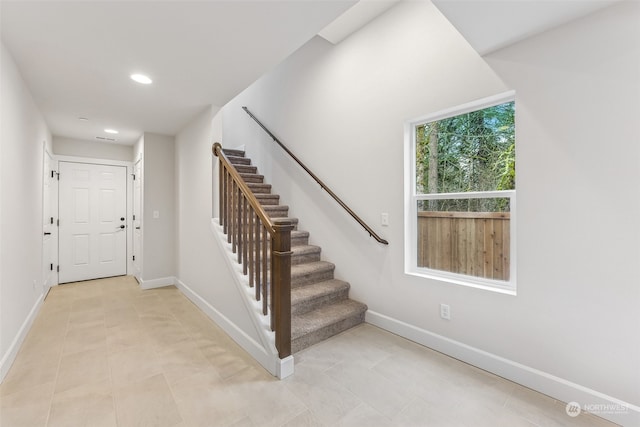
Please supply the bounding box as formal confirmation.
[219,0,639,420]
[53,136,133,162]
[175,106,261,343]
[484,0,640,405]
[0,42,52,380]
[141,133,175,282]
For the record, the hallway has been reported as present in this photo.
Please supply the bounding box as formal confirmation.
[0,277,613,426]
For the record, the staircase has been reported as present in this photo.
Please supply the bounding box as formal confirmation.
[223,148,367,353]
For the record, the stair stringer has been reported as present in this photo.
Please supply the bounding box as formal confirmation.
[209,218,294,379]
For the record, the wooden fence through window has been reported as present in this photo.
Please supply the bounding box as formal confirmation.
[417,211,510,281]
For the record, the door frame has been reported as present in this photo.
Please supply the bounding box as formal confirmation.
[132,154,143,282]
[42,145,58,292]
[55,155,134,281]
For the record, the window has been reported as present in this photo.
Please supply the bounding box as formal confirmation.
[405,92,516,293]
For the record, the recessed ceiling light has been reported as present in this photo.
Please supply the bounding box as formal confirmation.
[104,128,119,134]
[130,73,152,84]
[96,136,117,142]
[78,117,89,121]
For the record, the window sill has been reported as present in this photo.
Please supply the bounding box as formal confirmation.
[406,269,517,296]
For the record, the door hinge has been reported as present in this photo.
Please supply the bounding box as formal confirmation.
[56,265,60,273]
[132,174,136,180]
[57,219,59,227]
[50,263,53,271]
[133,214,136,221]
[51,170,55,178]
[50,217,54,224]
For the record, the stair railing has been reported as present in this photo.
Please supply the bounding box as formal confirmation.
[213,142,293,359]
[242,107,389,245]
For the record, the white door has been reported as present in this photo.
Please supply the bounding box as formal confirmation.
[132,159,142,280]
[42,149,57,290]
[59,162,127,283]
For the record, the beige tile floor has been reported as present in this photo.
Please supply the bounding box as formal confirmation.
[0,276,616,427]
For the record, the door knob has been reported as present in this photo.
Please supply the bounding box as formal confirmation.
[118,225,125,229]
[120,217,125,221]
[44,232,51,236]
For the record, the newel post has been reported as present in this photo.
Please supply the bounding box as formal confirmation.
[272,218,294,358]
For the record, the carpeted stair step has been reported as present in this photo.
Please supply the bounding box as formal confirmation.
[291,299,368,353]
[291,279,350,315]
[240,173,264,183]
[255,194,280,205]
[291,230,309,247]
[291,261,335,288]
[234,164,258,174]
[222,148,245,157]
[263,205,289,218]
[247,183,272,194]
[227,155,251,166]
[291,245,321,265]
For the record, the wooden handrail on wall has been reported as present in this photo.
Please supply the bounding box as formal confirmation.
[212,142,293,359]
[242,107,389,245]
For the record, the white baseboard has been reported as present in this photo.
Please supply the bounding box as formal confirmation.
[0,292,45,383]
[139,276,177,290]
[366,310,639,427]
[176,278,289,378]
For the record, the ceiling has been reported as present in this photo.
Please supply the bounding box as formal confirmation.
[1,0,620,145]
[0,0,356,144]
[432,0,620,55]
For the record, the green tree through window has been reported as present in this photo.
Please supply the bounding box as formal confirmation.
[416,101,515,211]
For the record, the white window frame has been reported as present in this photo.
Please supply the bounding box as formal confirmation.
[404,91,517,295]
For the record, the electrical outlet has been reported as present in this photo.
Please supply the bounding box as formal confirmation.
[440,303,451,320]
[381,213,389,226]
